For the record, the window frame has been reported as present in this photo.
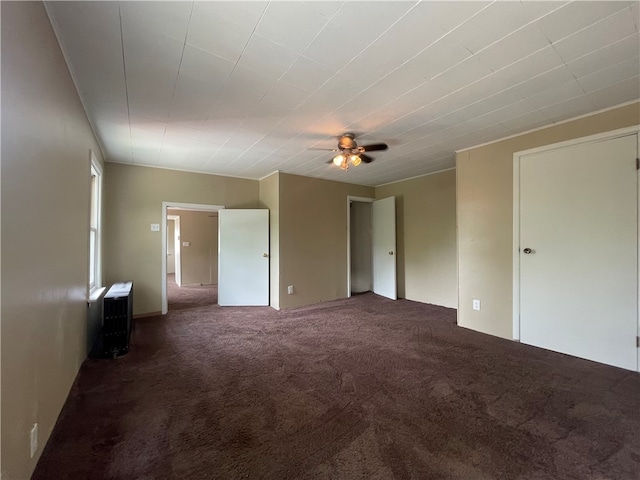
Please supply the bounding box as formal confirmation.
[89,151,103,294]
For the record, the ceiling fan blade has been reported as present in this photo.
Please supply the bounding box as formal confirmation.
[308,147,338,151]
[360,153,374,163]
[361,143,388,152]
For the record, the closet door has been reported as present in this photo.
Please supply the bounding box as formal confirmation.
[519,133,638,370]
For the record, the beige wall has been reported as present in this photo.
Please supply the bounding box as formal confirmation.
[104,163,259,315]
[259,172,280,309]
[456,102,640,339]
[1,2,105,478]
[375,169,457,308]
[168,210,218,285]
[278,173,374,309]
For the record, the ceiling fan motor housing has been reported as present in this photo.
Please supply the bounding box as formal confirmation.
[338,133,357,151]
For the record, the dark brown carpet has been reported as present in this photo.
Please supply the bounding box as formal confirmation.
[33,290,639,480]
[166,274,218,311]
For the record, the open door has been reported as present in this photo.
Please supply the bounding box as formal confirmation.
[372,196,397,300]
[218,209,269,306]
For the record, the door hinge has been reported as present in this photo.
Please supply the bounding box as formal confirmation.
[636,158,639,170]
[637,336,640,348]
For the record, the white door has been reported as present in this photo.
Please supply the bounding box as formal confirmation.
[519,134,638,370]
[372,196,397,300]
[218,209,269,306]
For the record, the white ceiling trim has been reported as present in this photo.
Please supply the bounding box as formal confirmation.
[109,160,262,183]
[376,166,457,188]
[44,1,108,161]
[455,99,639,154]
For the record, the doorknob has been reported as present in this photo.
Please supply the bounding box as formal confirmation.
[523,248,533,254]
[389,251,394,255]
[263,253,269,258]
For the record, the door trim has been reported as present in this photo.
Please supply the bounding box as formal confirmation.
[161,201,225,314]
[512,125,640,347]
[346,196,374,298]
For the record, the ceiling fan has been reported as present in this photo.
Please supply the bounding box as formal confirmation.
[312,133,388,171]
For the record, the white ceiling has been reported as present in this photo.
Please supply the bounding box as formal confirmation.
[45,1,639,186]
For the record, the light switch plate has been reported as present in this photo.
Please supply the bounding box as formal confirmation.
[150,223,160,231]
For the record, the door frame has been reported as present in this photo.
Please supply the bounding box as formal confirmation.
[161,201,225,314]
[346,196,374,298]
[512,125,640,345]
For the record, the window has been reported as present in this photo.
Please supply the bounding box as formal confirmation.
[89,152,102,292]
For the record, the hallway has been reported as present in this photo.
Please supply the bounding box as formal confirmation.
[167,274,217,311]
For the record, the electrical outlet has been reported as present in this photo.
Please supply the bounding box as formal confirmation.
[472,299,481,311]
[30,423,38,458]
[287,285,294,295]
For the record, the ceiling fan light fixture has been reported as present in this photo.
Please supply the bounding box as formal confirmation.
[323,134,388,171]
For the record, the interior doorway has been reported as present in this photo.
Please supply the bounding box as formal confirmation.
[165,209,219,311]
[349,198,373,295]
[347,195,397,300]
[161,202,224,314]
[167,209,218,286]
[167,214,180,285]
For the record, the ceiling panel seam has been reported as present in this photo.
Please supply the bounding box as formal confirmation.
[246,1,423,165]
[118,3,134,164]
[203,1,270,125]
[308,2,496,135]
[43,2,109,161]
[546,4,636,102]
[156,1,195,166]
[336,1,625,144]
[47,1,640,184]
[201,2,271,170]
[251,1,336,106]
[222,0,406,171]
[340,4,572,142]
[455,99,639,153]
[209,1,498,174]
[356,5,633,145]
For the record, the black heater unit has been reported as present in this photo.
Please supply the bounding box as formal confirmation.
[102,282,133,358]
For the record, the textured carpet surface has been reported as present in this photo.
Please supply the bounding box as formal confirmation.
[165,274,218,311]
[33,286,639,480]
